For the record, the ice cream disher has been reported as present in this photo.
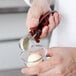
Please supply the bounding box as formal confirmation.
[19,11,55,67]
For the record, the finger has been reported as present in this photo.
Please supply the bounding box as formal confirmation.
[26,6,42,30]
[53,12,60,26]
[40,26,49,38]
[48,15,56,33]
[21,67,39,75]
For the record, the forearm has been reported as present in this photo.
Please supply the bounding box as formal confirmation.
[24,0,51,6]
[33,0,51,5]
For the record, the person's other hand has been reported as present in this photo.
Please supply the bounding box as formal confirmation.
[21,48,76,76]
[26,0,61,38]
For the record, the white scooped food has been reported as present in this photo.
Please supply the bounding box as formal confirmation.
[27,53,42,67]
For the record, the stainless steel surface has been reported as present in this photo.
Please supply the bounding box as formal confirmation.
[0,37,21,43]
[0,68,25,76]
[0,7,29,14]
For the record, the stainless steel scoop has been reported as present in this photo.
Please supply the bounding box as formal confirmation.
[19,33,37,51]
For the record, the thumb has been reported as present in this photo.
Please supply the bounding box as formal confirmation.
[26,6,42,30]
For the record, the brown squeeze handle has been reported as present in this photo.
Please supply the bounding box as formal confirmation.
[30,11,56,43]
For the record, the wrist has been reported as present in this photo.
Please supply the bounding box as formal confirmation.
[32,0,51,6]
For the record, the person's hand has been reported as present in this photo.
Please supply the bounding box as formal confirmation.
[21,47,76,76]
[26,0,61,38]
